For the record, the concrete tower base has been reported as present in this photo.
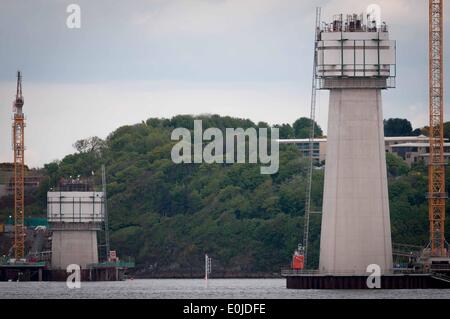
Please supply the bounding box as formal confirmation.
[319,87,393,275]
[51,223,100,270]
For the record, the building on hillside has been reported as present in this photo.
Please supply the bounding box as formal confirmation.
[278,138,327,162]
[0,163,45,197]
[390,143,450,166]
[6,173,45,195]
[279,135,449,166]
[385,135,431,152]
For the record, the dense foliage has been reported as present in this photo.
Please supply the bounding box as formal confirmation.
[275,118,324,139]
[384,118,413,137]
[2,115,450,275]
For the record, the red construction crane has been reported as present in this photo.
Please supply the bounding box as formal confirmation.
[12,71,26,260]
[428,0,446,257]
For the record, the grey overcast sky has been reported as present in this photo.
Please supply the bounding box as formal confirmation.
[0,0,449,167]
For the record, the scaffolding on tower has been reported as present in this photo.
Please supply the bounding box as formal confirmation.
[301,6,321,269]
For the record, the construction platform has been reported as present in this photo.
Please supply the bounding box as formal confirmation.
[87,261,135,281]
[0,261,134,282]
[283,271,450,289]
[0,262,46,281]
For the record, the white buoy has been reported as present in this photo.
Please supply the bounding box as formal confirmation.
[205,254,212,287]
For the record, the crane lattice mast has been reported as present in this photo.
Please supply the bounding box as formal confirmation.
[428,0,447,257]
[12,71,26,260]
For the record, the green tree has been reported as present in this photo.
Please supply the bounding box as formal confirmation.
[274,124,294,139]
[384,118,413,137]
[292,118,323,138]
[444,122,450,139]
[1,114,438,275]
[386,153,410,177]
[73,136,106,155]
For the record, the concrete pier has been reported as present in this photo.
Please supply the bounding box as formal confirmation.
[319,85,393,274]
[51,223,100,269]
[48,190,104,270]
[316,13,396,276]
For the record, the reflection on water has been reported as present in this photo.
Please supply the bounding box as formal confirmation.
[1,279,450,299]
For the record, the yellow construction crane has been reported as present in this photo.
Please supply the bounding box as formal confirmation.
[12,71,25,260]
[428,0,446,257]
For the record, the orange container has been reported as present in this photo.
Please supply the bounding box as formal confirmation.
[292,255,304,270]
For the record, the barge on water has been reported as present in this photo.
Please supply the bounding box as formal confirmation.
[282,270,450,289]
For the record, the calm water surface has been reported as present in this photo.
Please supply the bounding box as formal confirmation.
[1,279,450,299]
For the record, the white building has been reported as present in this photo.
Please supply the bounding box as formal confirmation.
[278,138,328,162]
[390,142,450,166]
[278,135,448,167]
